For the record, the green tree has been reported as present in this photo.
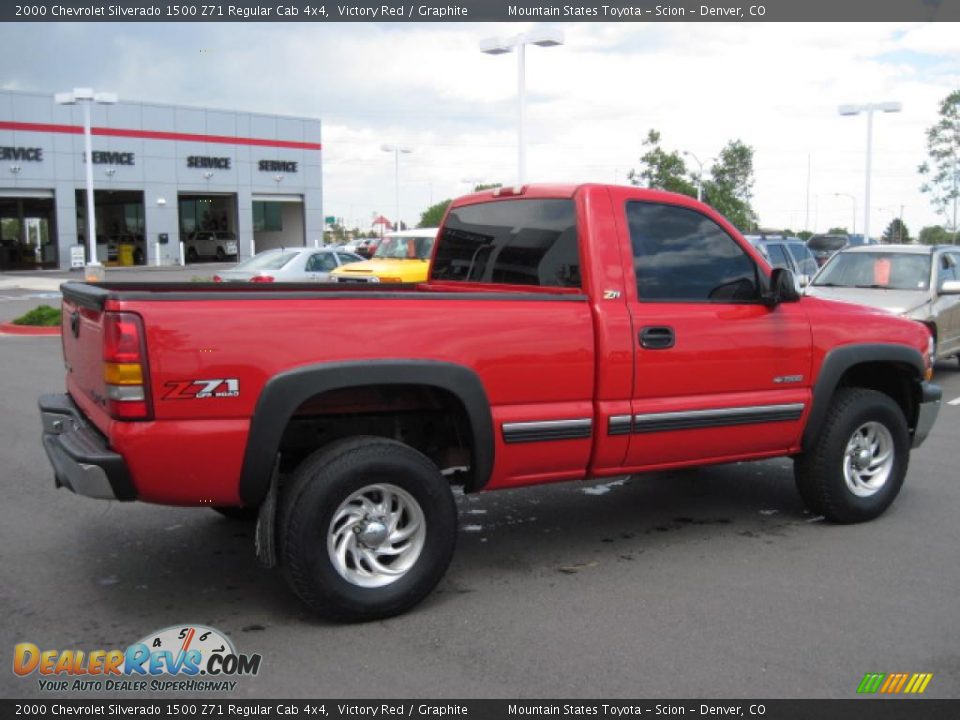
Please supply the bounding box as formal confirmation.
[827,227,849,235]
[702,139,759,231]
[627,130,697,196]
[882,218,911,243]
[918,90,960,242]
[918,225,951,245]
[797,230,813,241]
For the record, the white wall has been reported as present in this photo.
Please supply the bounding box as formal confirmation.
[253,201,304,252]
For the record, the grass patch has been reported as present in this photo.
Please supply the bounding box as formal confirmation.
[12,305,62,327]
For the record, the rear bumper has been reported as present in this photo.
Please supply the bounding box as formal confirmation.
[38,393,136,501]
[912,381,941,449]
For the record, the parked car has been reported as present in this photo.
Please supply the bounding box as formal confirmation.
[745,234,819,286]
[44,185,940,621]
[185,230,239,263]
[213,247,364,283]
[354,237,382,259]
[805,244,960,362]
[330,228,438,284]
[807,234,849,267]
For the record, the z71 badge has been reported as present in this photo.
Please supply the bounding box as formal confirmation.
[163,379,240,400]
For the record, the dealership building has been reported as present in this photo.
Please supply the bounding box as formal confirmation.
[0,89,323,270]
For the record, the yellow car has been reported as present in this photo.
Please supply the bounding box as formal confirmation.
[330,228,438,284]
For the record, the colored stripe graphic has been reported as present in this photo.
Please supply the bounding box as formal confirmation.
[857,672,932,694]
[857,673,885,693]
[0,120,322,150]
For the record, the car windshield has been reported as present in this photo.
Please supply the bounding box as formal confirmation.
[374,235,435,260]
[808,235,847,252]
[231,251,299,271]
[812,252,932,291]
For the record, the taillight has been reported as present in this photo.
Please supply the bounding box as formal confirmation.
[213,275,222,283]
[250,275,274,283]
[102,312,151,420]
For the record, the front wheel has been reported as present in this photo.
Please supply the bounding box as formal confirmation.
[280,437,457,621]
[794,388,910,523]
[215,246,226,261]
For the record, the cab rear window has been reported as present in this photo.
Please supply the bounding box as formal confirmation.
[432,199,581,288]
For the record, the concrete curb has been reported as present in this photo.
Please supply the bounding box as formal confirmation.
[0,322,61,336]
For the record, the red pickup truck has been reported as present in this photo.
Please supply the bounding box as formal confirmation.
[40,184,941,621]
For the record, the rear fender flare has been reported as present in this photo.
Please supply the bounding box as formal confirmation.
[239,360,494,506]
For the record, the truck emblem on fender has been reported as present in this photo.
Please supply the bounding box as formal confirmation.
[163,378,240,400]
[603,290,621,300]
[773,375,804,384]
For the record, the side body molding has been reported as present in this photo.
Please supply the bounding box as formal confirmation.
[802,343,924,450]
[239,360,495,506]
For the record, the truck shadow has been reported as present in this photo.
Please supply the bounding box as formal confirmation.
[74,458,814,628]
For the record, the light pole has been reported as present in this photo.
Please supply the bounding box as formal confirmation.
[682,150,716,203]
[55,88,117,273]
[480,29,564,185]
[381,144,412,232]
[838,101,902,243]
[834,193,857,234]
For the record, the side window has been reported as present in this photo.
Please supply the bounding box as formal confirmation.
[432,199,581,288]
[308,253,337,272]
[764,243,790,269]
[626,202,760,302]
[786,243,818,276]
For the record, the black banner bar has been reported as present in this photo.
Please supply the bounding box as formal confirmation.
[3,0,960,23]
[4,700,960,720]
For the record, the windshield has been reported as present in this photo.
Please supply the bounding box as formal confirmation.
[232,250,298,272]
[808,235,847,252]
[813,252,932,291]
[374,235,435,260]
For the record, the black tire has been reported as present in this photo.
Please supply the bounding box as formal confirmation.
[212,506,259,521]
[215,246,226,261]
[186,247,199,263]
[280,436,457,621]
[794,388,910,524]
[133,248,145,265]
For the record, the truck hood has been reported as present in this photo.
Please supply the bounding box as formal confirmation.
[331,258,431,283]
[804,286,928,316]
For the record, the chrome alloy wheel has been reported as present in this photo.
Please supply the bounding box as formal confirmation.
[842,421,895,498]
[327,483,426,588]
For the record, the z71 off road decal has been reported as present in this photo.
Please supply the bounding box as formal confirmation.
[163,379,240,400]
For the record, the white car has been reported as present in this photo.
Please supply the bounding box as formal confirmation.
[185,230,239,262]
[213,247,364,283]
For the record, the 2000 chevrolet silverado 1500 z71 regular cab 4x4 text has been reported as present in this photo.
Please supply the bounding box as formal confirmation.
[40,184,942,620]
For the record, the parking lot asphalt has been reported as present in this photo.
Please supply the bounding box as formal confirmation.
[1,333,958,699]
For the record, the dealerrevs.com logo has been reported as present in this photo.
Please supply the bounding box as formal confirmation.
[13,625,262,693]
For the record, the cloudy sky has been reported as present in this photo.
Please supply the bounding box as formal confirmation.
[2,21,958,235]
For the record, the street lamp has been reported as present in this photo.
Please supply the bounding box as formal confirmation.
[381,144,412,232]
[480,29,564,185]
[55,88,117,273]
[838,101,902,243]
[682,150,716,203]
[834,192,857,235]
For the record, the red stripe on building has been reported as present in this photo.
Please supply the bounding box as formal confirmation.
[0,120,322,151]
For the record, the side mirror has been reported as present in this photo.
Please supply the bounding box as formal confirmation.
[763,267,801,306]
[939,280,960,295]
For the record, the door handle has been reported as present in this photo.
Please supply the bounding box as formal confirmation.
[639,326,675,349]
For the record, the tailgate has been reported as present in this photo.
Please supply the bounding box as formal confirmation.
[61,289,112,435]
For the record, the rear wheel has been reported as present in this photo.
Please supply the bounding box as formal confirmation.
[186,247,199,263]
[280,437,457,621]
[215,246,226,261]
[794,388,909,523]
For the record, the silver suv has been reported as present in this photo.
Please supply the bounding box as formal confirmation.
[805,244,960,363]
